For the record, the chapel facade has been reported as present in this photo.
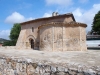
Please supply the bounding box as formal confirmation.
[16,12,87,51]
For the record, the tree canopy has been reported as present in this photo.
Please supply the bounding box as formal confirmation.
[3,23,21,46]
[9,23,21,42]
[92,11,100,34]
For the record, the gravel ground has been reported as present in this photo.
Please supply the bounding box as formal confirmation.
[0,48,100,66]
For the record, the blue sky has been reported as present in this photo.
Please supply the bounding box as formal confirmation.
[0,0,100,39]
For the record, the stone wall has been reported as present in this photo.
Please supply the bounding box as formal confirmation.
[16,29,27,49]
[0,49,100,75]
[39,23,87,51]
[0,56,100,75]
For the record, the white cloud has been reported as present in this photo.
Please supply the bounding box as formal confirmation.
[0,30,10,39]
[5,12,33,24]
[43,13,52,17]
[3,12,34,39]
[45,0,73,6]
[73,4,100,32]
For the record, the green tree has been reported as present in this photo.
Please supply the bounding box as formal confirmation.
[92,11,100,34]
[3,40,15,46]
[3,23,21,46]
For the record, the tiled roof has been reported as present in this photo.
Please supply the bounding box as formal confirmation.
[20,13,75,25]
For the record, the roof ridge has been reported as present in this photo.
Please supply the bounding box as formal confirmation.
[20,13,75,25]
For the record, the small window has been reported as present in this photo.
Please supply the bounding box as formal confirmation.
[32,27,34,32]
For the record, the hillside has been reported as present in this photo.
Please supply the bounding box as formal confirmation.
[0,38,8,43]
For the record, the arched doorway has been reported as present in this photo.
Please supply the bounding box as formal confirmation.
[29,39,34,49]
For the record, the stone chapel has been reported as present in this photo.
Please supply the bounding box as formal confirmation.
[16,12,87,51]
